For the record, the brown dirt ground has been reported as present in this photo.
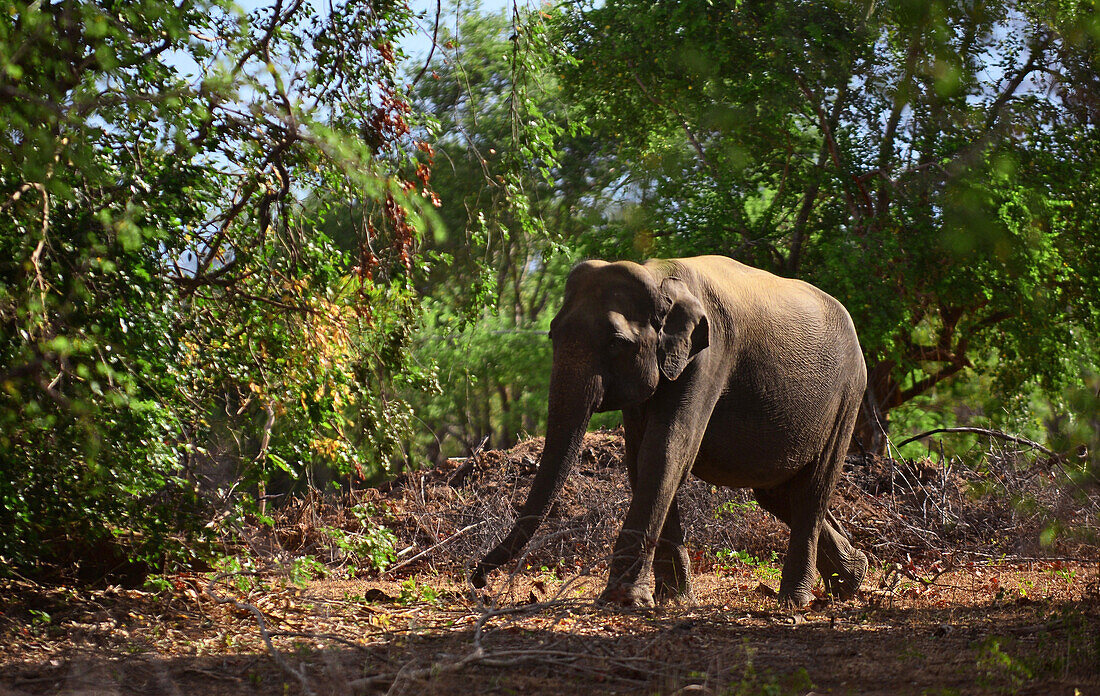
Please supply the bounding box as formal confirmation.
[2,432,1099,695]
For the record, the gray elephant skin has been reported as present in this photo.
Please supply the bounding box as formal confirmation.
[471,255,868,609]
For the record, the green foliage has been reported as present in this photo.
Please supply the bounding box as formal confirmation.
[398,577,441,605]
[322,503,398,572]
[401,3,618,458]
[552,0,1100,450]
[1045,370,1100,491]
[714,499,761,519]
[287,556,326,587]
[715,548,781,581]
[406,301,554,459]
[970,611,1100,690]
[974,636,1035,691]
[0,0,436,581]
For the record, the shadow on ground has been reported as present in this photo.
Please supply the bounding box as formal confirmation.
[3,590,1098,696]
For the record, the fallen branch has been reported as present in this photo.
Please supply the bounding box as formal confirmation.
[886,557,957,587]
[268,631,381,652]
[894,427,1056,457]
[348,645,656,692]
[204,572,314,695]
[382,521,485,577]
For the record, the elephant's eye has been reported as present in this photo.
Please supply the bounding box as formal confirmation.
[608,333,634,355]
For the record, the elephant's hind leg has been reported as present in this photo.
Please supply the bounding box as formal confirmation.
[755,390,866,607]
[653,495,697,606]
[817,512,867,600]
[754,476,824,608]
[753,487,867,601]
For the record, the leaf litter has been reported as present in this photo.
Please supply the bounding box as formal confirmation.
[2,430,1098,695]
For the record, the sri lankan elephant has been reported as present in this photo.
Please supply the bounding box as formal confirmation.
[471,256,868,609]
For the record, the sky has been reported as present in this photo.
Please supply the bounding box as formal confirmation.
[403,0,521,60]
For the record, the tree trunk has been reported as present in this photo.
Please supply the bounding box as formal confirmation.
[852,359,900,456]
[497,383,516,449]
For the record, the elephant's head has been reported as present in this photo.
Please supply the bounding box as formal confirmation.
[472,260,709,588]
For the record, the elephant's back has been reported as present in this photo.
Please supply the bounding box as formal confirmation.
[677,256,866,485]
[649,254,865,408]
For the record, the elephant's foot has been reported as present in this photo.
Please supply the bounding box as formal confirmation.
[821,549,868,600]
[655,584,697,607]
[654,546,696,606]
[598,583,655,608]
[777,587,814,610]
[778,554,818,610]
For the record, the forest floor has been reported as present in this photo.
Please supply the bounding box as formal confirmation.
[2,431,1099,695]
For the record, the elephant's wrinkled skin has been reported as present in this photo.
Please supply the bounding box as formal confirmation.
[472,256,868,609]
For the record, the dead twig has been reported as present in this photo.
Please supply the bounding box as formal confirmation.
[382,521,486,577]
[895,427,1056,457]
[204,572,314,695]
[881,557,958,593]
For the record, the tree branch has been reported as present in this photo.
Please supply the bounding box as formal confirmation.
[897,361,969,404]
[626,64,716,177]
[788,81,850,275]
[874,33,922,218]
[412,0,442,88]
[895,427,1055,456]
[204,572,314,695]
[947,33,1051,177]
[793,74,862,226]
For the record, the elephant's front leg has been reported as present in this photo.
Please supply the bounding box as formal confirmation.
[653,495,697,605]
[598,408,662,607]
[600,410,710,606]
[599,498,666,607]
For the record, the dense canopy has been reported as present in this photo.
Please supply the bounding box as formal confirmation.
[0,0,1096,581]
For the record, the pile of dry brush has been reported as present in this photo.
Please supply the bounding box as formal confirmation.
[272,429,1100,579]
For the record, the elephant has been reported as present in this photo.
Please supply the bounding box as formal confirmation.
[471,255,868,609]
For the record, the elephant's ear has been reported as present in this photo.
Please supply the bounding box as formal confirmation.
[656,277,709,381]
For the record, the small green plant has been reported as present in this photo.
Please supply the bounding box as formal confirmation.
[1015,579,1035,599]
[27,609,50,627]
[321,503,399,573]
[714,499,760,519]
[1044,562,1077,586]
[287,556,326,587]
[715,549,781,581]
[399,578,441,605]
[322,523,398,573]
[213,554,259,593]
[143,574,174,594]
[975,636,1033,691]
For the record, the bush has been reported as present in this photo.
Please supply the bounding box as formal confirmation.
[0,0,434,582]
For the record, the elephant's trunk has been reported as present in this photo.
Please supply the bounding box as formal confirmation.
[471,362,601,588]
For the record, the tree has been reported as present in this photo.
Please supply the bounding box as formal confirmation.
[0,0,436,579]
[553,0,1100,453]
[400,2,619,459]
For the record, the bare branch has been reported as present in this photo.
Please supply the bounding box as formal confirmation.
[204,572,314,695]
[895,427,1056,456]
[411,0,443,88]
[382,521,486,577]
